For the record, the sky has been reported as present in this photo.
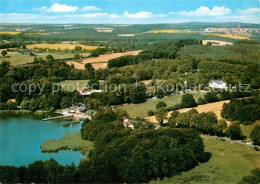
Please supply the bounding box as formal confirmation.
[0,0,259,24]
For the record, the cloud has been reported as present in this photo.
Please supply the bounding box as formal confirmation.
[81,6,101,11]
[110,14,119,18]
[123,11,153,19]
[176,6,231,16]
[82,13,108,18]
[46,3,78,13]
[237,8,260,14]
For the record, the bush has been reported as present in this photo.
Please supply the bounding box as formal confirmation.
[197,97,205,105]
[181,93,197,108]
[254,146,259,151]
[167,103,183,111]
[250,125,260,146]
[156,101,167,109]
[147,110,155,116]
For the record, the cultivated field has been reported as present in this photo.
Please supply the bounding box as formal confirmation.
[82,50,142,64]
[26,43,99,50]
[147,99,230,123]
[0,52,90,65]
[67,50,141,70]
[116,92,204,118]
[67,61,108,70]
[153,135,260,184]
[0,32,21,35]
[146,29,191,34]
[203,33,250,40]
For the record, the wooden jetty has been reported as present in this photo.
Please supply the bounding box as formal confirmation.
[42,115,73,121]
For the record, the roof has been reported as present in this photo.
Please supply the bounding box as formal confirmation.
[209,80,227,85]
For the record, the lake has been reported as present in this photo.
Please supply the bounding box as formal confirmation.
[0,113,86,167]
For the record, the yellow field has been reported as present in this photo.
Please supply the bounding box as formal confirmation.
[147,100,231,124]
[0,32,21,35]
[203,33,250,40]
[146,29,191,34]
[26,43,99,50]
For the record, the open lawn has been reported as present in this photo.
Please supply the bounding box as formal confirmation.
[116,92,204,119]
[203,33,250,40]
[152,135,260,184]
[0,52,90,65]
[40,132,94,155]
[26,43,99,50]
[242,120,260,142]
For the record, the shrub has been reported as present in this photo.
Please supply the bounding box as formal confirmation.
[181,93,197,108]
[250,125,260,146]
[156,101,167,109]
[167,103,183,111]
[147,110,155,116]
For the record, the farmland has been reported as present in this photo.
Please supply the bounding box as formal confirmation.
[67,50,142,70]
[153,135,260,184]
[116,92,205,119]
[146,99,230,123]
[203,33,250,40]
[81,50,141,64]
[145,29,191,34]
[26,43,99,50]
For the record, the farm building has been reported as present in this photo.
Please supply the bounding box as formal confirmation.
[123,119,134,129]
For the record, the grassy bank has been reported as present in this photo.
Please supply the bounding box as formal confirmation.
[242,120,260,142]
[40,132,94,155]
[152,135,260,184]
[116,92,204,118]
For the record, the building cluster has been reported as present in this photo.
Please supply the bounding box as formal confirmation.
[204,25,260,34]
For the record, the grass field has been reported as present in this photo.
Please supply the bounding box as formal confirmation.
[242,120,260,142]
[0,52,90,65]
[40,132,93,155]
[26,43,99,50]
[203,33,250,40]
[152,135,260,184]
[116,92,204,119]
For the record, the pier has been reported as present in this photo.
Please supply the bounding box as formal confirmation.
[42,115,73,121]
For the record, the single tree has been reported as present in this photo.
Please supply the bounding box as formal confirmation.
[1,50,7,57]
[155,107,167,126]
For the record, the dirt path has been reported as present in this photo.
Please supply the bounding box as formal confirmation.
[147,100,231,124]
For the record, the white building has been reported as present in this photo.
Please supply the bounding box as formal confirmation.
[209,80,228,90]
[123,119,134,129]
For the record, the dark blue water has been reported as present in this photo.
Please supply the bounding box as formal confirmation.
[0,114,86,167]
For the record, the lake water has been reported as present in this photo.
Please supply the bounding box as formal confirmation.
[0,113,86,167]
